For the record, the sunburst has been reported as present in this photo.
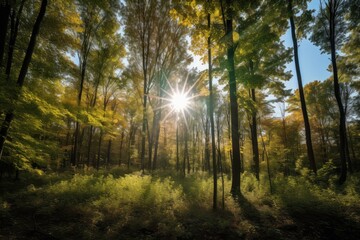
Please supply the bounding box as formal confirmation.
[148,72,201,128]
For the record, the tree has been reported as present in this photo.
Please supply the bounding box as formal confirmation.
[220,0,241,196]
[288,0,317,174]
[206,0,217,209]
[311,0,350,184]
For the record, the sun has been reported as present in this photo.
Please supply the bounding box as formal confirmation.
[171,92,190,112]
[147,72,202,126]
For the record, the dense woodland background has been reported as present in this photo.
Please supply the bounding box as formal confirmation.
[0,0,359,239]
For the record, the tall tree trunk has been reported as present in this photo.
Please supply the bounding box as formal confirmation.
[259,122,273,194]
[96,130,103,170]
[329,0,348,184]
[204,116,210,171]
[153,77,164,170]
[119,129,125,166]
[216,111,225,209]
[0,0,48,161]
[288,0,317,174]
[223,0,241,196]
[86,126,94,166]
[250,88,260,180]
[176,122,179,172]
[140,91,147,172]
[183,124,188,177]
[6,1,24,82]
[107,139,112,168]
[127,127,133,170]
[0,0,10,68]
[207,6,217,210]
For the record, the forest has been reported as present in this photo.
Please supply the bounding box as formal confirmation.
[0,0,359,239]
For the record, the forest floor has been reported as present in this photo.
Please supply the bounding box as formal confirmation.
[1,168,360,240]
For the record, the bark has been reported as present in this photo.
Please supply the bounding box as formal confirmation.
[250,88,260,180]
[204,116,210,171]
[152,77,165,170]
[216,111,225,209]
[176,123,179,171]
[119,129,125,166]
[0,0,10,68]
[86,126,94,166]
[140,93,147,172]
[207,6,217,210]
[288,0,317,174]
[223,0,241,196]
[106,139,112,168]
[183,125,188,177]
[259,122,273,194]
[96,130,103,170]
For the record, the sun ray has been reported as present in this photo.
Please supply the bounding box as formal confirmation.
[148,72,202,126]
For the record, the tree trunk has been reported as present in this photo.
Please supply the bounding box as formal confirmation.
[223,0,241,196]
[204,116,210,171]
[140,92,147,172]
[0,1,10,68]
[119,129,125,166]
[250,88,260,180]
[107,139,112,168]
[183,124,188,177]
[86,126,94,166]
[216,110,225,209]
[288,0,317,174]
[259,122,273,194]
[207,6,217,210]
[96,130,103,170]
[329,0,348,184]
[176,122,179,172]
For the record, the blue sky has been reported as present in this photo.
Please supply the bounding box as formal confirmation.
[282,0,331,92]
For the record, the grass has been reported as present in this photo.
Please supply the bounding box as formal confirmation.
[0,168,360,239]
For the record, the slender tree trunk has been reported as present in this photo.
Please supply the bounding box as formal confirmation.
[6,2,23,82]
[259,123,273,194]
[86,126,94,166]
[96,130,103,170]
[107,139,112,168]
[127,128,133,170]
[176,122,179,172]
[0,0,10,68]
[0,0,48,161]
[153,78,164,170]
[140,92,147,172]
[329,0,348,184]
[216,112,225,209]
[288,0,317,174]
[0,113,14,159]
[207,6,217,210]
[152,118,160,170]
[204,116,210,171]
[119,129,125,166]
[223,0,241,196]
[250,88,260,180]
[183,125,188,177]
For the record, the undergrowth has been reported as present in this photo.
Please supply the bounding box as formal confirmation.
[1,167,360,239]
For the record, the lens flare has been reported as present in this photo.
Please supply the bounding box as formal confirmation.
[171,92,189,112]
